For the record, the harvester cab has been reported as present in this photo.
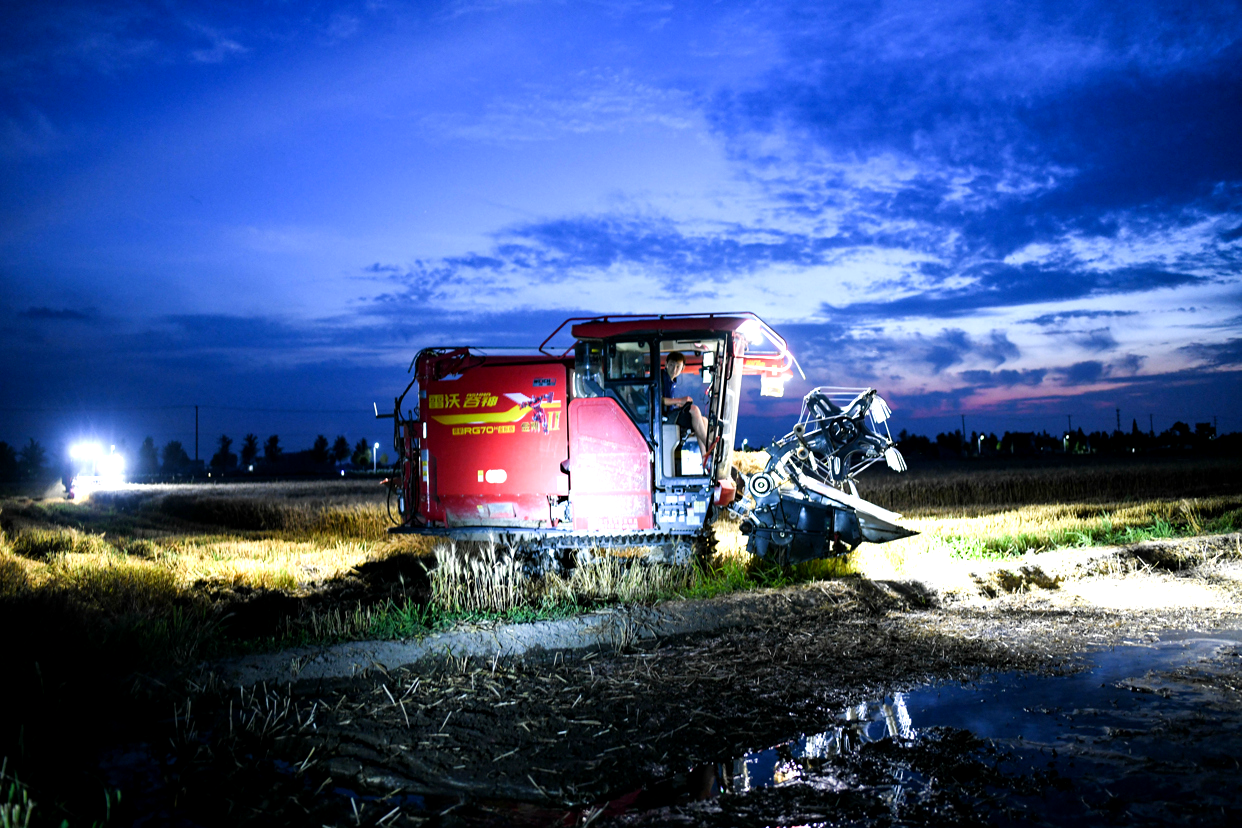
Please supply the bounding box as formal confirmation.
[385,313,914,568]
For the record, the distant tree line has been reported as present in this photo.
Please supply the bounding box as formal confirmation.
[193,432,387,475]
[0,432,391,483]
[0,439,49,482]
[896,420,1236,461]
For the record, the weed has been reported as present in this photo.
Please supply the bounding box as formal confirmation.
[0,758,35,828]
[10,527,113,559]
[0,555,30,598]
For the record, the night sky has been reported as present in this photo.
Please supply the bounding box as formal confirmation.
[3,0,1241,459]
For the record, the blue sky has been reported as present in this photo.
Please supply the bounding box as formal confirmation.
[2,0,1240,457]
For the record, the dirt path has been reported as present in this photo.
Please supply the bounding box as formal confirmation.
[115,533,1242,825]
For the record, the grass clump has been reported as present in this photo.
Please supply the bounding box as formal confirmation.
[9,527,113,559]
[0,758,36,828]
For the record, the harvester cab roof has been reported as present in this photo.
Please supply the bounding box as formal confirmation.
[385,313,912,567]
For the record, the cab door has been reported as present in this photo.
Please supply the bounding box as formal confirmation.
[565,339,655,531]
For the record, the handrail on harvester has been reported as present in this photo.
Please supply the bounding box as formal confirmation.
[537,312,805,379]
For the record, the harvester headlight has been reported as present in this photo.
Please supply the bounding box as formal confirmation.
[98,451,126,481]
[70,442,102,461]
[738,319,766,345]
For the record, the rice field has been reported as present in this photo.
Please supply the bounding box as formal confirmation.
[1,459,1240,667]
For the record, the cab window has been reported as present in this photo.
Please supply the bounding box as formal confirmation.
[606,341,651,380]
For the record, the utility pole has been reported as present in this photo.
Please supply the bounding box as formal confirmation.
[1067,414,1072,432]
[1116,408,1121,432]
[960,414,965,437]
[1149,413,1154,436]
[195,405,199,461]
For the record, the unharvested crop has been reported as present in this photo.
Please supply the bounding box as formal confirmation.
[2,467,1239,669]
[861,458,1242,513]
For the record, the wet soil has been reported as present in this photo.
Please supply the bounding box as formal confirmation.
[3,528,1236,825]
[82,531,1242,826]
[610,633,1242,827]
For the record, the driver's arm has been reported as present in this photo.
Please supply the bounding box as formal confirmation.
[661,368,684,407]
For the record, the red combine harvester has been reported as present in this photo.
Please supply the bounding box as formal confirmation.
[384,314,914,568]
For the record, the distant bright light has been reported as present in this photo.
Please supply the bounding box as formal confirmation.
[738,319,766,345]
[98,451,125,480]
[70,442,102,460]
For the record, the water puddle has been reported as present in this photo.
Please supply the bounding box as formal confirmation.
[607,629,1242,826]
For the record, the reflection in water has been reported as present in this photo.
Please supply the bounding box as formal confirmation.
[725,694,913,794]
[614,634,1242,827]
[661,693,918,811]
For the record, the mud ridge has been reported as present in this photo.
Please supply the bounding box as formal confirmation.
[216,578,921,686]
[217,533,1241,688]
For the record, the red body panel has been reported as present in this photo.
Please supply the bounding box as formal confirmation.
[567,397,653,531]
[422,362,569,526]
[570,316,748,340]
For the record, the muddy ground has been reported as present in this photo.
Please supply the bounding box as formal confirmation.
[80,532,1242,826]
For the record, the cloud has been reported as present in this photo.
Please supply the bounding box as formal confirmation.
[922,329,972,373]
[367,207,1221,327]
[323,12,360,42]
[1181,338,1242,368]
[418,72,696,144]
[1114,353,1146,374]
[825,263,1205,321]
[695,1,1242,331]
[363,213,880,318]
[498,215,858,276]
[1053,354,1151,386]
[958,368,1046,388]
[713,1,1242,217]
[830,327,1021,376]
[1059,360,1107,384]
[0,3,380,84]
[979,330,1020,364]
[1026,309,1137,326]
[19,306,96,321]
[189,34,246,64]
[1075,328,1118,352]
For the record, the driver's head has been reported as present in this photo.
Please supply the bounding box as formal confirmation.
[665,351,685,376]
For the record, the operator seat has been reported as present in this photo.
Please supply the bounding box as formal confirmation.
[662,403,697,476]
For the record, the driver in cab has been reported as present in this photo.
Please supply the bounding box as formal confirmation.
[661,351,709,458]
